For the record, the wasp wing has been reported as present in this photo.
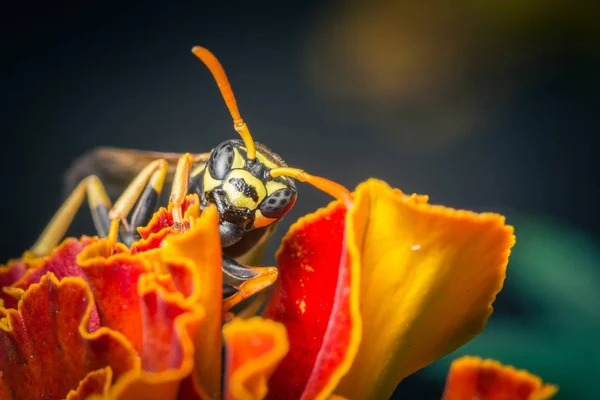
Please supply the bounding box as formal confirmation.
[64,147,210,198]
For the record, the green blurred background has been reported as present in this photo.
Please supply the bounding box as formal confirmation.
[2,1,598,398]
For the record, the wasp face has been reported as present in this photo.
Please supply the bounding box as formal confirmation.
[202,139,297,247]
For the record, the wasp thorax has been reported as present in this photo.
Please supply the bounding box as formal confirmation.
[202,139,297,235]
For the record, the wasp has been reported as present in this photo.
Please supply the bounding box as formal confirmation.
[29,47,351,312]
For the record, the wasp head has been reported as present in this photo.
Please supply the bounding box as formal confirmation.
[202,139,297,247]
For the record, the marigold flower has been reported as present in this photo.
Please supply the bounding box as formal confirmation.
[0,178,532,399]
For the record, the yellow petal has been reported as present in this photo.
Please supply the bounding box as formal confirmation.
[336,179,515,399]
[223,317,289,400]
[442,356,558,400]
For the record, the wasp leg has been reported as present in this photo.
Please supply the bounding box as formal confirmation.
[30,176,112,257]
[221,256,278,313]
[32,158,171,255]
[119,159,170,246]
[168,153,195,230]
[108,159,168,245]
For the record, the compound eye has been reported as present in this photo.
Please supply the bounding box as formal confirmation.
[260,188,297,219]
[209,141,235,180]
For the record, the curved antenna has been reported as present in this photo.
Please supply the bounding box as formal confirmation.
[192,46,257,160]
[269,167,353,208]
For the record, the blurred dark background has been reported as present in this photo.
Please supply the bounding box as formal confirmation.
[1,1,599,398]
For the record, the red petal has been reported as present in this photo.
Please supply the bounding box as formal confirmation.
[66,367,113,400]
[0,273,139,400]
[97,276,204,400]
[133,195,201,252]
[78,242,148,353]
[4,238,101,330]
[0,260,27,309]
[12,237,95,289]
[131,229,172,254]
[263,201,361,400]
[137,276,202,373]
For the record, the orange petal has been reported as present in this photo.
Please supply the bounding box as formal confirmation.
[160,204,223,400]
[78,237,211,399]
[335,179,515,399]
[132,194,201,253]
[263,201,361,400]
[79,202,220,400]
[223,317,289,400]
[0,273,139,400]
[442,356,558,400]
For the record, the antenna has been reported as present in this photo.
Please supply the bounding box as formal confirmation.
[270,167,353,208]
[192,46,257,160]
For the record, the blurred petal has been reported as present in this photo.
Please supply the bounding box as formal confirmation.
[336,179,515,399]
[12,237,96,288]
[0,273,139,399]
[66,367,113,400]
[263,201,361,400]
[0,260,27,308]
[442,356,558,400]
[223,317,289,400]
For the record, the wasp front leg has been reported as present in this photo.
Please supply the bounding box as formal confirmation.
[167,153,195,231]
[106,158,169,246]
[222,256,278,313]
[111,152,201,244]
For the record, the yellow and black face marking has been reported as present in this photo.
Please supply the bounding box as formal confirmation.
[195,138,297,246]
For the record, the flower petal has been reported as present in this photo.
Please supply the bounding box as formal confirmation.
[78,209,219,400]
[223,317,289,400]
[132,195,201,253]
[160,204,223,400]
[1,238,98,318]
[12,237,96,288]
[263,201,361,400]
[86,287,204,400]
[66,367,113,400]
[0,273,139,399]
[442,356,558,400]
[0,260,27,309]
[78,242,149,353]
[335,179,515,399]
